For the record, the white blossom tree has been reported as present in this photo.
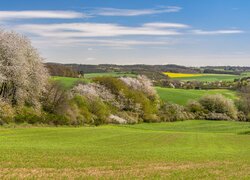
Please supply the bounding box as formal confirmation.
[72,83,125,109]
[0,30,48,107]
[120,75,157,97]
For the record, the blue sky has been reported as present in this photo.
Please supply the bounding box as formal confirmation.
[0,0,249,66]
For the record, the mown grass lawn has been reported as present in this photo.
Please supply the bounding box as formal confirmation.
[0,120,249,179]
[156,87,237,105]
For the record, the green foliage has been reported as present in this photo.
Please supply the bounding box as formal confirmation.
[94,77,159,121]
[0,99,14,124]
[159,103,194,122]
[199,94,238,120]
[85,97,110,126]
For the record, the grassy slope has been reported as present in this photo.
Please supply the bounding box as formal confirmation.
[156,87,237,105]
[0,120,249,179]
[52,72,136,88]
[52,76,88,89]
[84,72,136,78]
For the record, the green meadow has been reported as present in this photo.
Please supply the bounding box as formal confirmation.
[84,72,136,79]
[156,87,237,105]
[0,120,249,179]
[52,72,136,88]
[52,76,88,89]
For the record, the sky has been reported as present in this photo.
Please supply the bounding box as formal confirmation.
[0,0,249,66]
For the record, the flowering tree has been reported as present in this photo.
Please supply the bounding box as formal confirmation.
[72,83,124,109]
[120,75,157,97]
[0,30,48,107]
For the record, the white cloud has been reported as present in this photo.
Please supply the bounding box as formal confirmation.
[85,57,96,61]
[90,6,181,16]
[144,22,189,28]
[31,37,174,48]
[15,23,183,38]
[0,10,87,20]
[192,29,244,35]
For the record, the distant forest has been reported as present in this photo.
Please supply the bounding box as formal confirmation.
[46,62,250,77]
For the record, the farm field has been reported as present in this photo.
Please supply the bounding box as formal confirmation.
[0,120,249,179]
[156,87,237,105]
[84,72,136,79]
[164,72,250,82]
[52,72,136,88]
[52,76,88,88]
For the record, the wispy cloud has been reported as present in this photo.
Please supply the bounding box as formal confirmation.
[0,6,181,21]
[15,23,185,38]
[144,22,189,28]
[192,29,244,35]
[0,10,87,20]
[89,6,181,16]
[31,37,175,48]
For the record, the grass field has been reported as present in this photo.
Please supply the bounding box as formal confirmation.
[164,72,250,82]
[52,76,88,88]
[84,72,136,79]
[156,87,237,105]
[0,120,249,179]
[52,72,136,88]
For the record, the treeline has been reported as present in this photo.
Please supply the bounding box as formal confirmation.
[202,66,250,72]
[203,69,241,75]
[46,63,79,77]
[62,63,201,74]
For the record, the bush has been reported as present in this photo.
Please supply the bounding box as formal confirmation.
[187,100,204,113]
[41,80,70,114]
[204,113,231,121]
[159,103,194,122]
[0,99,14,124]
[14,107,42,124]
[237,111,247,122]
[199,94,237,120]
[43,113,70,125]
[93,77,159,122]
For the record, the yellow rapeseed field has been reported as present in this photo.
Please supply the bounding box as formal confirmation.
[163,72,203,78]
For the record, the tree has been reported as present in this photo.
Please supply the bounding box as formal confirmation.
[0,30,48,108]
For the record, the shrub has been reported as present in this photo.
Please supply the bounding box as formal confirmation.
[114,111,141,124]
[43,113,70,125]
[159,103,194,122]
[67,95,94,125]
[93,77,159,122]
[86,98,110,126]
[14,106,42,124]
[187,100,204,113]
[0,98,14,124]
[199,94,237,120]
[120,75,157,98]
[41,80,70,114]
[204,113,231,121]
[237,111,247,122]
[72,83,123,110]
